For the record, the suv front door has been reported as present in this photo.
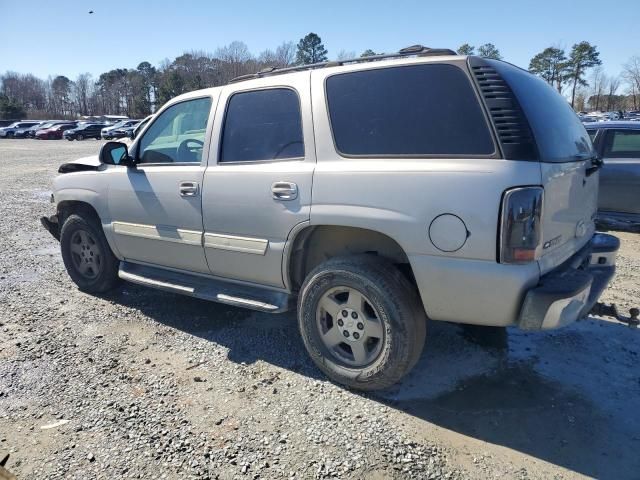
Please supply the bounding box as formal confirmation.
[107,94,218,273]
[201,73,315,287]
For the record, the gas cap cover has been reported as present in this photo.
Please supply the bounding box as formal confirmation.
[428,214,468,252]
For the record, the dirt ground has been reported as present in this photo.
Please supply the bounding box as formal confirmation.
[0,139,639,479]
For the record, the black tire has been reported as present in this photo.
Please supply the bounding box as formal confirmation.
[60,213,120,293]
[77,134,84,141]
[298,255,427,391]
[67,137,73,141]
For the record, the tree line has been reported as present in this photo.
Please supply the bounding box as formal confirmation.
[1,33,639,119]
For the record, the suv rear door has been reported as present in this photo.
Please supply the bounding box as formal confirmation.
[201,72,315,288]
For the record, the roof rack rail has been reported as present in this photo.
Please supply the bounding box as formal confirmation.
[228,45,457,83]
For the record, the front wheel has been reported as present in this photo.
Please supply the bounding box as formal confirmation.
[60,213,120,293]
[77,134,84,141]
[298,255,426,391]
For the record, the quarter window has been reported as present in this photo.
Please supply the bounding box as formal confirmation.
[139,97,212,164]
[603,130,640,159]
[220,88,304,162]
[325,64,495,156]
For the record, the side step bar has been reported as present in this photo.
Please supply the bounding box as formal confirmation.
[118,262,292,313]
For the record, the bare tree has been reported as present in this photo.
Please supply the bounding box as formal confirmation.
[335,50,356,61]
[606,75,621,111]
[73,73,92,115]
[588,67,607,111]
[623,56,640,110]
[215,41,253,81]
[274,41,296,67]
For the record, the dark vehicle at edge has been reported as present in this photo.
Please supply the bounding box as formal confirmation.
[586,121,640,228]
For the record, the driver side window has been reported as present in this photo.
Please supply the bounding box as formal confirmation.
[139,97,212,164]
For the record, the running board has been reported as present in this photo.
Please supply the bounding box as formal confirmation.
[118,262,292,313]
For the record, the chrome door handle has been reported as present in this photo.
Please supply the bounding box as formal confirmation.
[272,181,298,201]
[179,181,199,197]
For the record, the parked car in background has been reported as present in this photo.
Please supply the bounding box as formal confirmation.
[101,120,138,140]
[0,121,42,138]
[585,121,640,226]
[119,115,153,145]
[27,121,70,138]
[36,123,77,140]
[13,121,48,138]
[103,120,140,139]
[64,123,105,141]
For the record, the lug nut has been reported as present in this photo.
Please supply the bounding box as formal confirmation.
[353,332,360,340]
[351,312,358,319]
[337,319,344,327]
[357,322,364,330]
[342,310,348,317]
[343,331,350,338]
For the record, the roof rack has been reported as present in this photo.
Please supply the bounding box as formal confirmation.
[228,45,457,83]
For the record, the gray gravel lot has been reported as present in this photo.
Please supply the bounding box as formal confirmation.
[1,139,639,480]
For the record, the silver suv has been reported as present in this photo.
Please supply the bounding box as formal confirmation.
[41,46,619,390]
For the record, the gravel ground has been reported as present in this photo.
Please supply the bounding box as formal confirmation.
[1,139,639,480]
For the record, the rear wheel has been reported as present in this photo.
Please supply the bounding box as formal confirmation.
[298,255,426,391]
[60,213,119,293]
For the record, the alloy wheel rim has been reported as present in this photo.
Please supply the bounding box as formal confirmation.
[316,286,385,367]
[70,229,102,279]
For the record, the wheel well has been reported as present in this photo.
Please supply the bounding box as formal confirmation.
[287,225,416,291]
[56,200,100,225]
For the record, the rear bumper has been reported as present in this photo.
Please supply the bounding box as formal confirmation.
[518,233,619,330]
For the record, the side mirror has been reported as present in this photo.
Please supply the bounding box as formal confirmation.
[128,129,136,139]
[100,141,134,166]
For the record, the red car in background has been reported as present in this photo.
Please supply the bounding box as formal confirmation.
[35,123,77,140]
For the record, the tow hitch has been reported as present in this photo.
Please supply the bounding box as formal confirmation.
[591,303,640,328]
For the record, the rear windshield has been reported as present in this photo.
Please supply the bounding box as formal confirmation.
[325,64,495,157]
[489,60,595,163]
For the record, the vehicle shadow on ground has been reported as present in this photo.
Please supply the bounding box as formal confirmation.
[105,285,640,480]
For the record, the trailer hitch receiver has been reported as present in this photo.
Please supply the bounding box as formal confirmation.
[591,303,639,328]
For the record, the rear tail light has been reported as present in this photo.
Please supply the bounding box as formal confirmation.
[499,186,543,264]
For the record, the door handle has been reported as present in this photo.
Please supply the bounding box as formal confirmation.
[272,181,298,201]
[179,181,199,197]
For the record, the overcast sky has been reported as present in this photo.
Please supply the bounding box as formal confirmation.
[1,0,638,79]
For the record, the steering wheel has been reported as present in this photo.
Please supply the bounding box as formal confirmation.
[177,138,204,162]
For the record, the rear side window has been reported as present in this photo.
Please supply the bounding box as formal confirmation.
[489,60,595,163]
[603,130,640,159]
[221,88,304,162]
[325,64,495,156]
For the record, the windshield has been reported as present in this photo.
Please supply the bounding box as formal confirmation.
[488,59,596,163]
